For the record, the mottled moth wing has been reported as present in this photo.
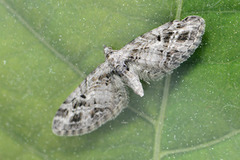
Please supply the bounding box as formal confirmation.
[52,62,128,136]
[121,16,205,81]
[52,15,205,136]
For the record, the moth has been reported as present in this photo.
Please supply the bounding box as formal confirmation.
[52,16,205,136]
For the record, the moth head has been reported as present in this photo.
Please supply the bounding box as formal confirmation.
[103,46,118,59]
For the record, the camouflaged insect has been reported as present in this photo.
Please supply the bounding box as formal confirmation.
[52,16,205,136]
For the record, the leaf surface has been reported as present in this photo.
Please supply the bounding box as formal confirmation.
[0,0,239,159]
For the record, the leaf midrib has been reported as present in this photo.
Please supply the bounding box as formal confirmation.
[152,1,183,159]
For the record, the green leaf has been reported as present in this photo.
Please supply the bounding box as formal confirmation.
[0,0,239,159]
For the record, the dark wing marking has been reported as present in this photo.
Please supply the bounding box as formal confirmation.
[121,16,205,81]
[52,62,128,136]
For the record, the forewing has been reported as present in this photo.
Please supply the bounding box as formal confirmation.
[122,16,205,81]
[52,62,128,136]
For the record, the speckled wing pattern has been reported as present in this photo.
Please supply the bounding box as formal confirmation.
[52,62,128,136]
[52,16,205,136]
[121,16,205,81]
